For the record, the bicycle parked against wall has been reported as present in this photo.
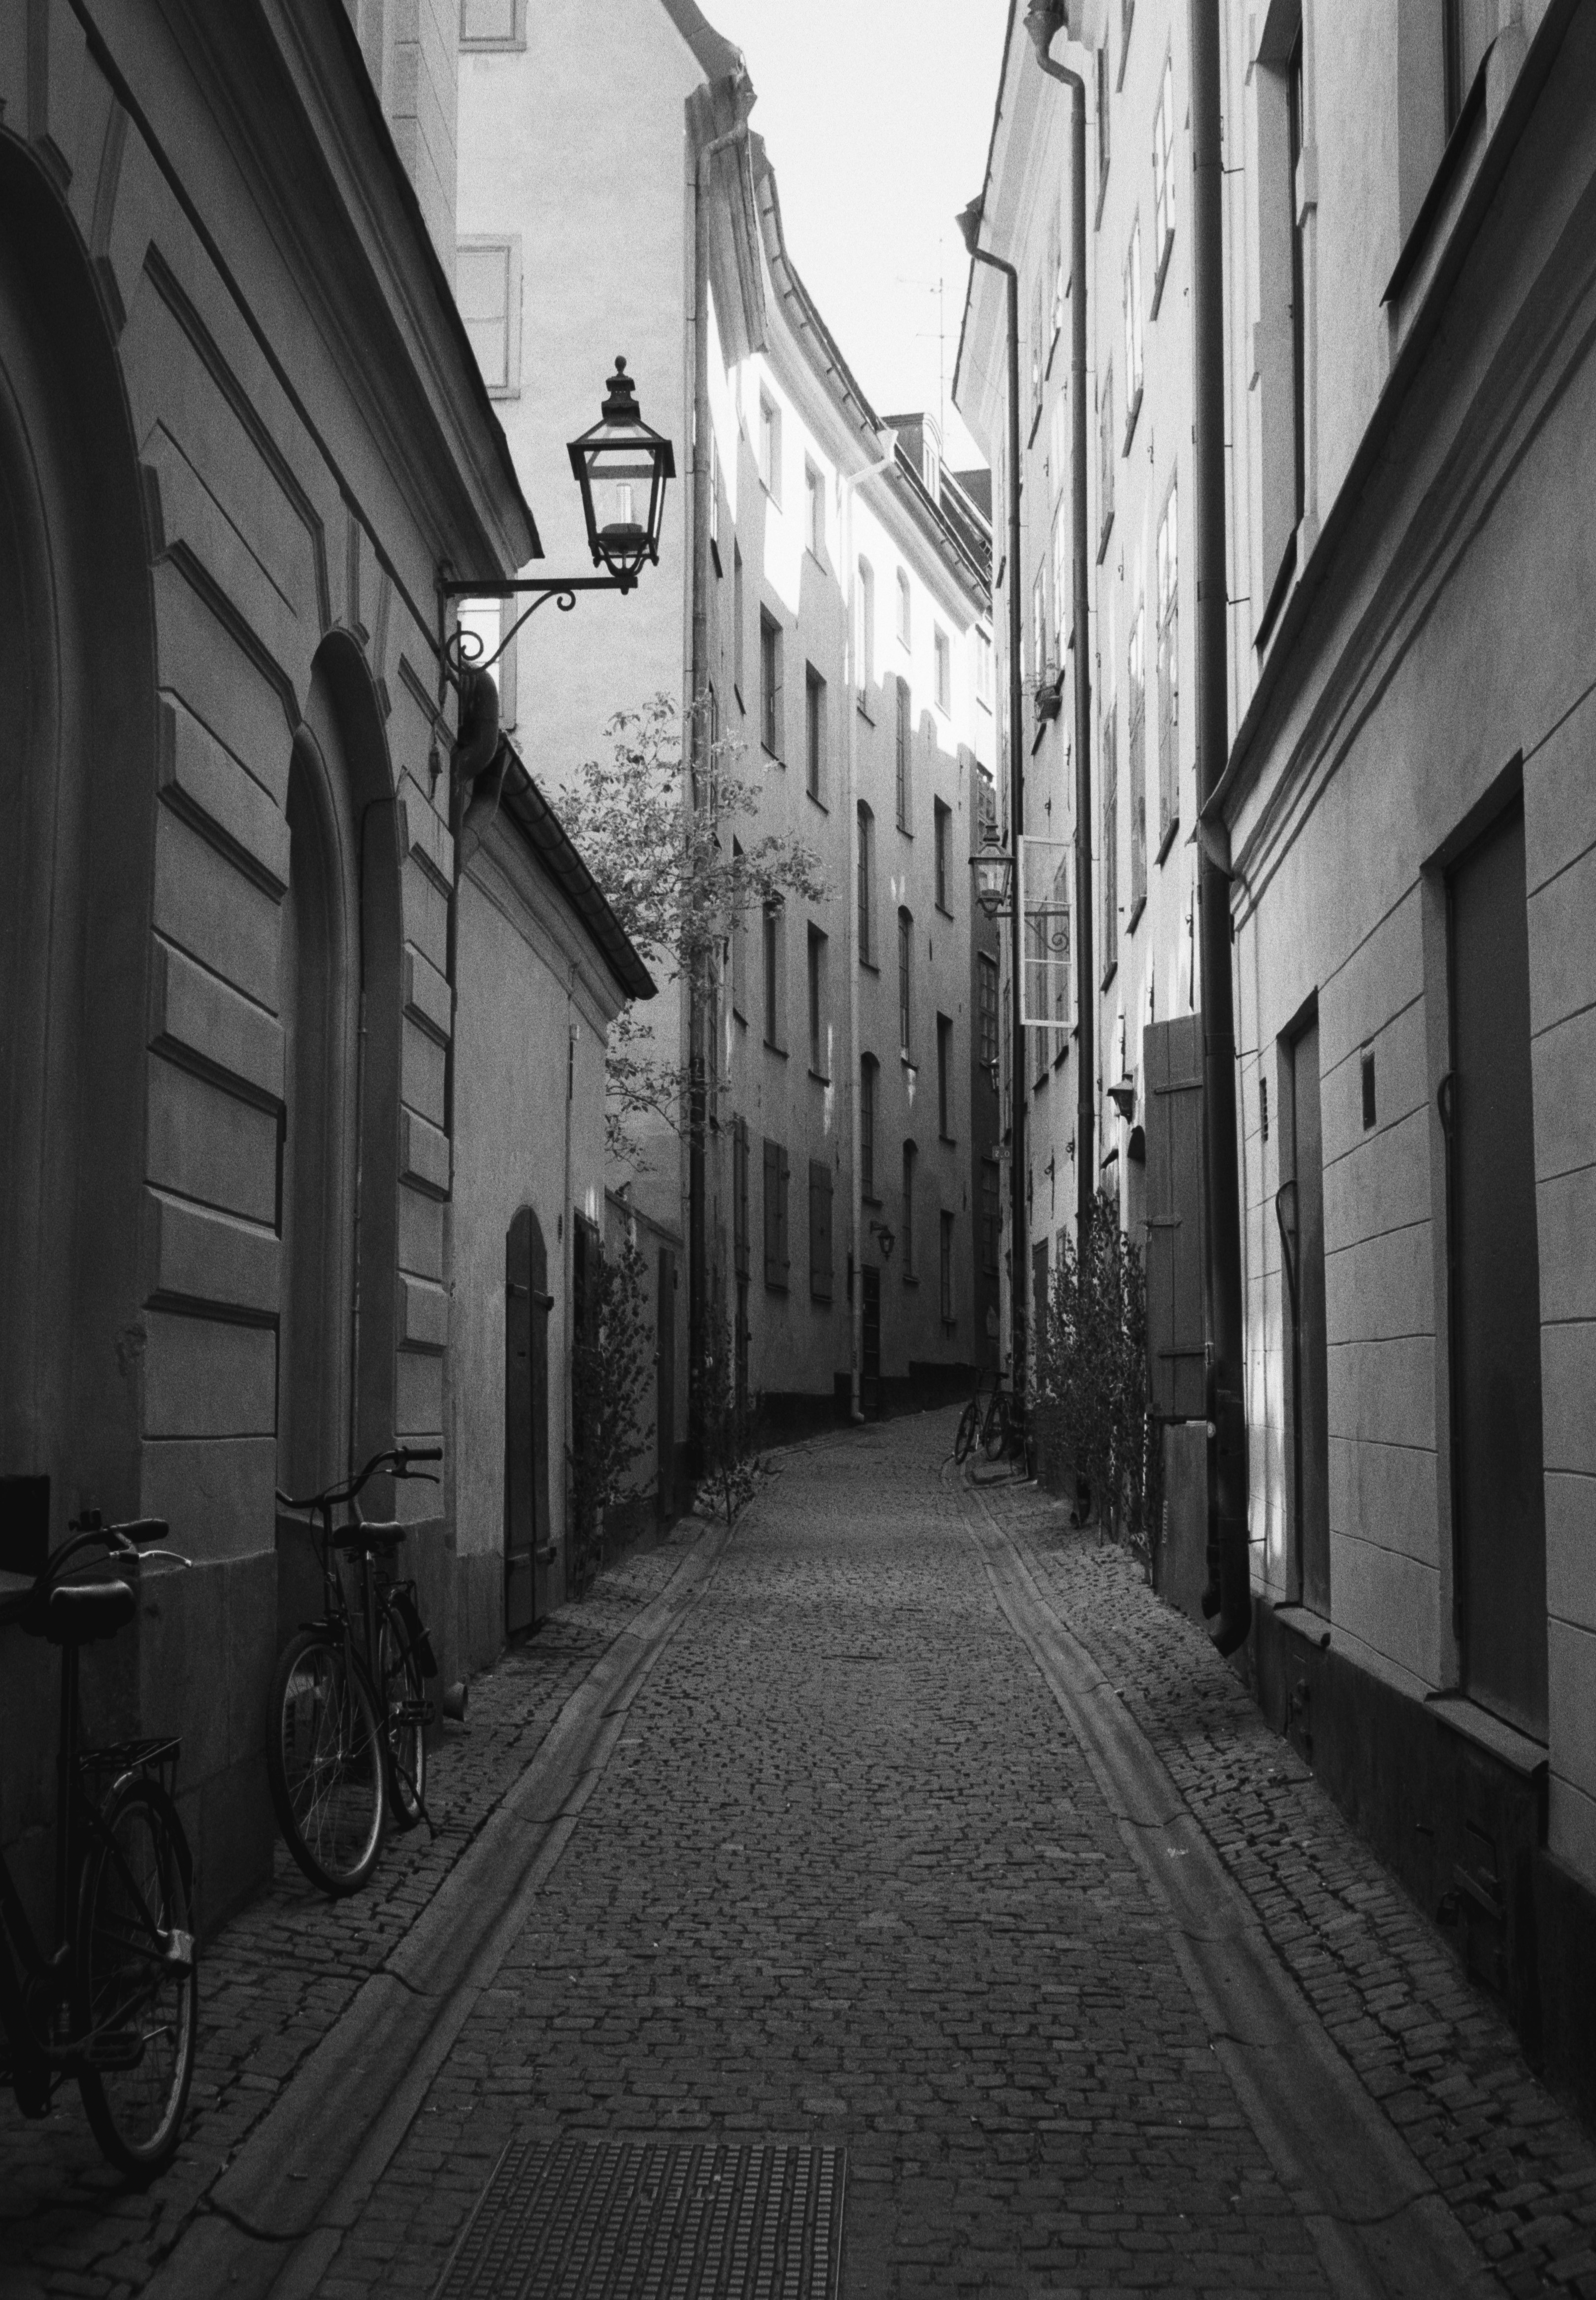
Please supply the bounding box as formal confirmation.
[954,1369,1025,1466]
[269,1445,448,1898]
[0,1503,199,2176]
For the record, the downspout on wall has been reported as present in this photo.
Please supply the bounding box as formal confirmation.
[1189,0,1251,1657]
[956,202,1027,1394]
[1025,3,1094,1237]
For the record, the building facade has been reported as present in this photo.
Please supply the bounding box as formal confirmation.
[458,4,997,1445]
[959,0,1596,2109]
[0,0,644,1931]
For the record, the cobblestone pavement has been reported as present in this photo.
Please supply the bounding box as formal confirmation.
[0,1523,705,2300]
[7,1415,1596,2299]
[303,1411,1576,2300]
[986,1478,1596,2300]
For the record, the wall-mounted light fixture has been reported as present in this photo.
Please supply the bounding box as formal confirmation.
[969,821,1014,921]
[868,1218,897,1263]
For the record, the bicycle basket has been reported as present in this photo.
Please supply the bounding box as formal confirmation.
[388,1583,438,1680]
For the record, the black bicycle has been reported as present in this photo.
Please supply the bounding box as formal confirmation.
[269,1445,446,1897]
[955,1370,1024,1465]
[0,1506,198,2176]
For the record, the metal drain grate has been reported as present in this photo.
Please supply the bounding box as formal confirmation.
[434,2134,846,2300]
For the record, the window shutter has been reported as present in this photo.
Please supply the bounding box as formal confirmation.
[763,1137,779,1287]
[809,1159,833,1302]
[777,1147,791,1284]
[734,1120,750,1280]
[1143,1015,1207,1419]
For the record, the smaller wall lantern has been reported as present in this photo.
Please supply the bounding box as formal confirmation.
[969,822,1014,921]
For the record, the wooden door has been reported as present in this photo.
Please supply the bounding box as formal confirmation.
[1280,1018,1330,1615]
[1143,1016,1207,1420]
[504,1208,551,1635]
[862,1268,881,1417]
[1448,799,1547,1737]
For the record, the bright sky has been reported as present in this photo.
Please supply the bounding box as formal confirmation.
[703,0,1011,477]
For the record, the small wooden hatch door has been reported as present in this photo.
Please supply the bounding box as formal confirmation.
[504,1207,552,1636]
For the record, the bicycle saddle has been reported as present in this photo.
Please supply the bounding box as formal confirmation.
[40,1579,137,1646]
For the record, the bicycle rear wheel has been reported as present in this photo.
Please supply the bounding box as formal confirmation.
[954,1398,980,1465]
[981,1392,1012,1461]
[377,1608,427,1832]
[77,1775,198,2177]
[267,1629,385,1895]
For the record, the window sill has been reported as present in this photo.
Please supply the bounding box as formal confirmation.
[1095,164,1109,234]
[732,1005,747,1027]
[762,745,785,768]
[764,1277,789,1295]
[806,790,829,813]
[1028,398,1044,448]
[1155,813,1180,866]
[1382,48,1491,312]
[810,1288,834,1306]
[896,822,914,840]
[862,1191,882,1210]
[939,1132,957,1148]
[1122,385,1144,458]
[764,1040,788,1061]
[734,684,745,715]
[856,695,874,725]
[901,1272,920,1288]
[859,958,880,976]
[1100,958,1118,991]
[935,902,953,921]
[1097,508,1114,567]
[808,1067,831,1087]
[1126,894,1146,935]
[710,537,723,578]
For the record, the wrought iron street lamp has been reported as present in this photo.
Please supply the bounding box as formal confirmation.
[567,358,676,583]
[969,821,1015,922]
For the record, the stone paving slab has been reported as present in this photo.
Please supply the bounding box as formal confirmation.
[0,1521,709,2300]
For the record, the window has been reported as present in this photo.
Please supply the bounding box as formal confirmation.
[733,544,745,706]
[1097,359,1115,558]
[807,925,828,1077]
[896,568,912,646]
[808,1159,833,1302]
[1096,42,1111,207]
[902,1142,917,1279]
[933,800,952,914]
[940,1210,956,1323]
[933,626,951,715]
[975,627,993,710]
[805,461,825,559]
[978,954,998,1074]
[1155,480,1179,855]
[456,238,521,396]
[762,1137,790,1290]
[981,1159,1000,1273]
[1001,979,1012,1136]
[731,840,747,1018]
[1151,54,1176,307]
[856,558,876,702]
[1122,219,1144,442]
[895,677,912,832]
[1128,607,1147,920]
[937,1015,954,1140]
[898,908,913,1058]
[977,764,997,841]
[1119,0,1135,80]
[733,1117,750,1278]
[763,900,784,1049]
[1288,29,1306,530]
[1031,567,1048,685]
[1049,389,1068,503]
[861,1055,879,1199]
[760,610,782,757]
[857,803,874,965]
[1048,204,1064,351]
[454,597,518,729]
[1051,507,1069,660]
[805,665,826,803]
[1030,275,1045,426]
[461,0,524,45]
[758,392,781,502]
[1101,702,1119,976]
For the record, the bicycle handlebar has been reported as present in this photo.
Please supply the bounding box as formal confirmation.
[276,1443,444,1517]
[34,1518,189,1594]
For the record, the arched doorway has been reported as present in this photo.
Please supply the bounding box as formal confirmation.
[504,1207,552,1633]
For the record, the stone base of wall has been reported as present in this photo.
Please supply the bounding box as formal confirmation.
[1252,1603,1550,2073]
[1534,1848,1596,2128]
[1153,1423,1210,1624]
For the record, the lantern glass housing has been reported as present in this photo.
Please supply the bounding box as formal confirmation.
[567,357,676,583]
[970,825,1013,920]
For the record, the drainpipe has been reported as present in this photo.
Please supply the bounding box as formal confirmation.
[1190,0,1250,1657]
[687,98,752,1478]
[1025,3,1094,1238]
[842,434,897,1421]
[956,201,1027,1397]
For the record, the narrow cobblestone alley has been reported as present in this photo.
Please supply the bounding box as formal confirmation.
[8,1413,1596,2300]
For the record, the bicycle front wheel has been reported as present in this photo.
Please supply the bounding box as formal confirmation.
[954,1398,980,1465]
[267,1630,385,1895]
[377,1608,427,1832]
[77,1775,198,2178]
[981,1392,1012,1461]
